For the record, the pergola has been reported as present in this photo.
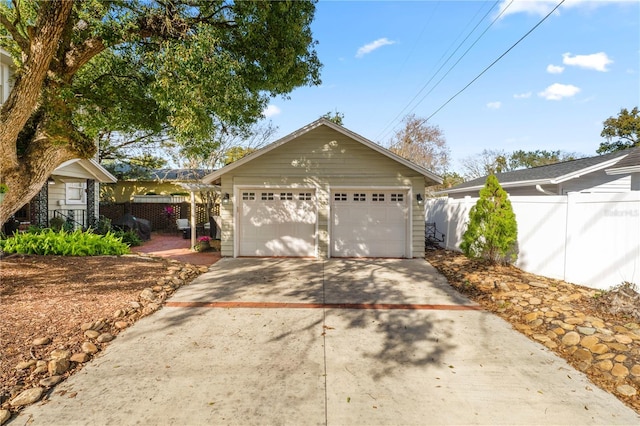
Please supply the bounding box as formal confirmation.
[177,182,220,250]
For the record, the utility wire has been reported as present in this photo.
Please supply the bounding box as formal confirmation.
[376,0,499,142]
[424,0,566,122]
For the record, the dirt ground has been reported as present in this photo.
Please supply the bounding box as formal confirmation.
[1,250,639,417]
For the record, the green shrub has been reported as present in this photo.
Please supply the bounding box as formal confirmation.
[49,216,66,231]
[460,175,518,264]
[0,229,130,256]
[95,216,112,235]
[112,229,143,247]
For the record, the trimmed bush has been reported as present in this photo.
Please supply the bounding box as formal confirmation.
[0,229,130,256]
[460,175,518,264]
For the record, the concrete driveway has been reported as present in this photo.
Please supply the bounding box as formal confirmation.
[16,258,639,425]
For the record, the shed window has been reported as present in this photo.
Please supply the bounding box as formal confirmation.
[299,193,312,201]
[261,192,274,201]
[372,193,385,202]
[390,193,404,202]
[280,192,293,201]
[353,193,366,202]
[242,192,255,201]
[334,193,347,202]
[65,182,87,204]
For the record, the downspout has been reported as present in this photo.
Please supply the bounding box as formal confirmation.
[535,185,555,195]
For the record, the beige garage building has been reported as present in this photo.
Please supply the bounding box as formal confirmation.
[202,118,442,258]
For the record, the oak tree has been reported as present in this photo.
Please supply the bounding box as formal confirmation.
[598,107,640,154]
[0,0,321,225]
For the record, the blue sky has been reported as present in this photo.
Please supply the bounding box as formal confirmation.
[261,0,640,172]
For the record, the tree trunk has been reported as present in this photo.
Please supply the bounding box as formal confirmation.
[0,1,74,227]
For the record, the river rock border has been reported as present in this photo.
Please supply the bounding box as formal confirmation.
[426,250,640,414]
[1,257,208,424]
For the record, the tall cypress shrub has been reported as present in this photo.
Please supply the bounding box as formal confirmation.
[460,175,518,264]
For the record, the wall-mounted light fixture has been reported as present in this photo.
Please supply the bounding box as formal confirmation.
[416,193,424,206]
[47,177,55,185]
[221,193,230,205]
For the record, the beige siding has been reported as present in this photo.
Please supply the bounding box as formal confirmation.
[220,126,428,258]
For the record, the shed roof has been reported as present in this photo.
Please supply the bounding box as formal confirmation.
[202,118,443,185]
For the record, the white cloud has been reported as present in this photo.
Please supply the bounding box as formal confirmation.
[538,83,581,101]
[546,64,565,74]
[513,92,532,99]
[355,38,395,58]
[486,101,502,110]
[562,52,613,72]
[263,104,281,118]
[496,0,633,19]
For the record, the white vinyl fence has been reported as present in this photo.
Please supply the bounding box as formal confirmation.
[426,192,640,290]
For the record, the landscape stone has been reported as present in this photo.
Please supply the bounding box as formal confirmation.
[614,354,627,363]
[616,385,637,397]
[528,281,549,289]
[80,322,94,331]
[595,360,613,371]
[84,330,100,339]
[81,341,98,354]
[32,337,51,346]
[580,335,599,350]
[10,387,44,406]
[50,349,71,360]
[97,333,115,343]
[576,326,596,335]
[565,317,584,325]
[70,352,90,363]
[0,409,10,425]
[529,297,542,305]
[48,359,70,375]
[39,375,63,387]
[573,349,593,364]
[590,344,610,355]
[615,334,633,344]
[611,363,629,378]
[631,365,640,376]
[115,321,128,329]
[561,331,580,346]
[16,360,36,370]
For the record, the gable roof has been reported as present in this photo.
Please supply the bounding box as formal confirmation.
[53,159,117,183]
[201,118,443,185]
[606,146,640,175]
[441,149,631,195]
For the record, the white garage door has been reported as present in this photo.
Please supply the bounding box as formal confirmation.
[239,190,317,257]
[331,190,408,257]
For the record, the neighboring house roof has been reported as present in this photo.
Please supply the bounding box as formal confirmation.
[202,118,443,185]
[606,146,640,175]
[150,169,212,181]
[440,149,632,195]
[53,159,117,183]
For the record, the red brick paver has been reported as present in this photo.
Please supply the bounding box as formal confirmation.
[135,233,221,266]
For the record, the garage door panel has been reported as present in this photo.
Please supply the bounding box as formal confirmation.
[331,190,407,258]
[240,190,317,257]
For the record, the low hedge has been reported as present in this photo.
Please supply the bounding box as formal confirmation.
[0,229,131,256]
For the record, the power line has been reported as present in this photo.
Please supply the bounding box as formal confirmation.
[375,1,498,142]
[424,0,566,122]
[376,0,500,140]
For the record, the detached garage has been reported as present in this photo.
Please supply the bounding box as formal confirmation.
[202,119,442,258]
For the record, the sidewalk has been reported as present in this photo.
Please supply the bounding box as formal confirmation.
[134,232,221,266]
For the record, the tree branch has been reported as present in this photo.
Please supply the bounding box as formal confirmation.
[0,9,28,52]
